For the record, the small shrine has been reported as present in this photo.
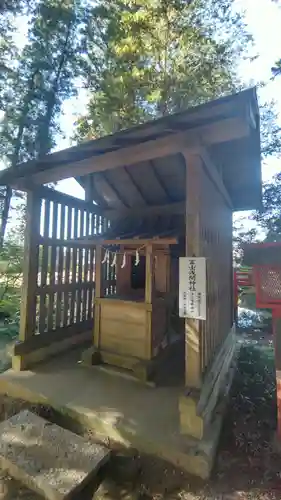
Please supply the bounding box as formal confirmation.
[0,88,261,479]
[80,216,185,380]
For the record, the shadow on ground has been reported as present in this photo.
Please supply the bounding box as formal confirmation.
[0,331,280,499]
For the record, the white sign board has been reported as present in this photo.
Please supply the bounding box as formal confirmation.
[179,257,206,320]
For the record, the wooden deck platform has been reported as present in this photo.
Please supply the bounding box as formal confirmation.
[0,348,221,479]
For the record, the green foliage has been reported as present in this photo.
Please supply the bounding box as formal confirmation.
[1,0,88,165]
[76,0,251,139]
[0,0,25,13]
[260,102,281,158]
[233,101,281,264]
[0,6,20,112]
[272,59,281,78]
[0,240,23,338]
[233,216,259,265]
[230,342,275,451]
[0,0,89,245]
[253,173,281,242]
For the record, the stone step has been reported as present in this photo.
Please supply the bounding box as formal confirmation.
[0,410,110,500]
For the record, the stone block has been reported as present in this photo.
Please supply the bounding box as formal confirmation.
[0,410,110,500]
[179,394,204,440]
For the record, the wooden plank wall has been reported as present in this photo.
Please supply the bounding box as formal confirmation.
[35,192,107,337]
[199,167,233,377]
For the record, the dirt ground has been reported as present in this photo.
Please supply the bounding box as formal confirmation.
[0,332,281,500]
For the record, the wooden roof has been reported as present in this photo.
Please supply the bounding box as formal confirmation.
[0,88,261,211]
[66,214,184,247]
[101,214,183,241]
[83,153,186,213]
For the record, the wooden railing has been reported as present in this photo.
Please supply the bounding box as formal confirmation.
[37,190,104,334]
[14,187,109,368]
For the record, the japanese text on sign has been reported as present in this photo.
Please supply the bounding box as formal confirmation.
[179,257,206,320]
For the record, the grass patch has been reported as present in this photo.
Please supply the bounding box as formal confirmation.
[221,342,276,455]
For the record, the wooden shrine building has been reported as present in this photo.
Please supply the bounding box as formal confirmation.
[0,88,261,477]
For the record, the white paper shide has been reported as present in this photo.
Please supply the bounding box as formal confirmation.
[179,257,206,320]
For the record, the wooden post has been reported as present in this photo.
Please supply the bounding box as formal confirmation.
[19,191,41,342]
[184,152,202,389]
[93,244,102,349]
[85,174,93,202]
[13,191,41,370]
[145,244,153,304]
[145,244,153,360]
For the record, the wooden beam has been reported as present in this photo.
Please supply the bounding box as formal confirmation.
[12,330,92,371]
[38,235,178,247]
[33,185,104,215]
[36,281,95,295]
[118,167,147,205]
[145,244,153,360]
[94,245,102,298]
[7,117,249,187]
[84,174,93,202]
[19,191,41,343]
[40,236,178,246]
[81,237,178,246]
[149,159,171,201]
[94,244,102,349]
[199,149,233,209]
[184,152,203,389]
[145,244,153,304]
[14,320,93,355]
[123,166,148,203]
[101,171,129,207]
[83,173,108,208]
[104,201,185,219]
[38,236,94,248]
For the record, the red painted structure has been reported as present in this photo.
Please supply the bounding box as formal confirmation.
[243,242,281,438]
[254,265,281,310]
[233,266,253,318]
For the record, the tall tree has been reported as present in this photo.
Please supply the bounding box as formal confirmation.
[271,0,281,77]
[0,0,88,245]
[76,0,251,139]
[0,0,24,13]
[272,59,281,77]
[253,174,281,243]
[233,103,281,258]
[0,0,26,110]
[0,1,27,244]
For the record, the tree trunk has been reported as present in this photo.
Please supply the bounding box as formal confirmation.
[0,71,38,248]
[0,186,12,248]
[38,19,73,158]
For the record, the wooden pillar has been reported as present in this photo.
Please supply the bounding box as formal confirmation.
[85,174,93,202]
[94,244,102,349]
[19,191,41,342]
[145,244,153,303]
[145,244,153,359]
[13,191,41,371]
[184,152,202,389]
